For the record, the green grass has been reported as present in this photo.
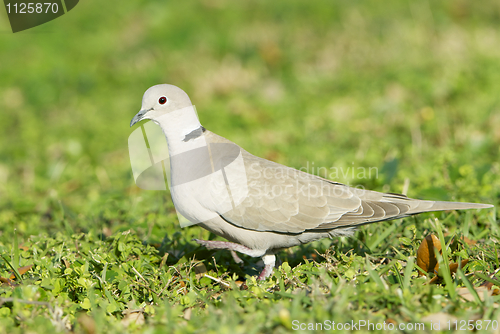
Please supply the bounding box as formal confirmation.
[1,0,500,333]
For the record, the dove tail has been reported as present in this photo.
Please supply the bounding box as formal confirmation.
[408,200,493,215]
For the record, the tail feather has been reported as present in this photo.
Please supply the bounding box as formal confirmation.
[320,199,493,231]
[409,200,493,215]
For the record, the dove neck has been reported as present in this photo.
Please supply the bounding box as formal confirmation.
[156,106,205,156]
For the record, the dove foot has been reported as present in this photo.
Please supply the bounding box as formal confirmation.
[257,254,276,280]
[193,239,275,280]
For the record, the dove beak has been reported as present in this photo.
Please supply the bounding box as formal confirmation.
[130,108,153,127]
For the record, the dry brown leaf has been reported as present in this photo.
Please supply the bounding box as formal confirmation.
[235,280,248,290]
[479,282,500,295]
[0,276,14,286]
[480,281,500,295]
[478,270,500,294]
[427,276,440,285]
[445,233,477,247]
[435,259,469,276]
[417,234,441,275]
[179,280,187,295]
[425,260,469,284]
[9,264,33,280]
[481,280,494,289]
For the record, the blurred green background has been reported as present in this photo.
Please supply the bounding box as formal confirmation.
[1,0,499,332]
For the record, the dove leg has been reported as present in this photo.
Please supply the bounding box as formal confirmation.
[193,239,265,257]
[194,239,275,280]
[230,250,244,264]
[257,254,276,280]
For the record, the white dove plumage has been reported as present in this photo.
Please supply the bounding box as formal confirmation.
[130,84,493,280]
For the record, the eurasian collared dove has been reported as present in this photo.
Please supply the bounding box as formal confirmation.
[130,84,493,280]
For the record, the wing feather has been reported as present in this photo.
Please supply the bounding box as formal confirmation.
[202,131,490,234]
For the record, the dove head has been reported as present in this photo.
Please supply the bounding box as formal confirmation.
[130,84,194,127]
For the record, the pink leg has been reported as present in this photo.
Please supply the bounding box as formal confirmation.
[193,239,265,257]
[257,254,276,280]
[230,250,244,264]
[193,239,275,280]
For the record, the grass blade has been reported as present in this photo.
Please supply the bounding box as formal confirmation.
[368,220,401,251]
[433,218,456,300]
[474,272,500,288]
[1,255,22,282]
[456,268,482,305]
[403,256,415,291]
[365,257,387,291]
[13,228,19,270]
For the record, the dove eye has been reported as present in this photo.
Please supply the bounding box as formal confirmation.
[158,97,167,104]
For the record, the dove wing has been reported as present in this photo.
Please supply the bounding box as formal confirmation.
[203,131,489,233]
[214,150,416,233]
